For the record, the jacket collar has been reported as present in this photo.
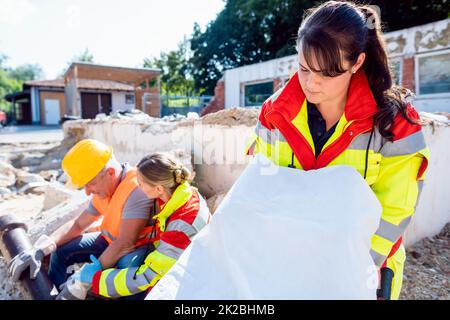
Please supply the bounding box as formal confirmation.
[265,70,378,122]
[263,70,377,170]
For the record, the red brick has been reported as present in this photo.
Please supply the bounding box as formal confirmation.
[201,80,225,116]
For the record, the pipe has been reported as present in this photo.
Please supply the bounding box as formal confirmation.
[0,214,56,300]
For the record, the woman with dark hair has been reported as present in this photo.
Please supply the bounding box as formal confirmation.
[247,1,429,300]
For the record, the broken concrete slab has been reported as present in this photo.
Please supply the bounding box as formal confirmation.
[0,187,12,197]
[42,182,77,211]
[17,181,49,195]
[15,171,46,188]
[0,161,17,188]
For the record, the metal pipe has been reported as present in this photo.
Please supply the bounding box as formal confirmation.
[0,214,56,300]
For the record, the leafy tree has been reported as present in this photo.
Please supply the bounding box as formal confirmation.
[144,40,199,96]
[71,48,94,63]
[190,0,449,94]
[0,55,42,113]
[58,48,95,76]
[8,63,43,82]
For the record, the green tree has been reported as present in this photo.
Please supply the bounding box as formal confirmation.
[190,0,449,94]
[71,48,94,63]
[59,48,95,76]
[0,55,42,113]
[9,63,43,82]
[144,40,198,96]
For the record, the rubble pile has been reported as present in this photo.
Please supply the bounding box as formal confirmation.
[180,107,260,127]
[401,223,450,300]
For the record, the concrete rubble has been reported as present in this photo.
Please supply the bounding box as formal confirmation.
[0,107,449,299]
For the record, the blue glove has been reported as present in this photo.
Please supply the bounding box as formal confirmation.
[77,255,103,284]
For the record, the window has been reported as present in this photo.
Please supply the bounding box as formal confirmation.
[244,81,273,107]
[417,51,450,95]
[125,94,135,105]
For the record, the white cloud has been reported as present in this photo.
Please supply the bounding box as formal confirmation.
[0,0,37,25]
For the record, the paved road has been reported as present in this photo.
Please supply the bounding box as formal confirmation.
[0,125,64,143]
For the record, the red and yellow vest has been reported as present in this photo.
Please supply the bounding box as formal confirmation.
[92,168,154,247]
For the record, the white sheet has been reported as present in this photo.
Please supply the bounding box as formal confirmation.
[146,154,381,300]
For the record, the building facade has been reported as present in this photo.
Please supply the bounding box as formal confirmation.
[6,62,161,125]
[206,18,450,114]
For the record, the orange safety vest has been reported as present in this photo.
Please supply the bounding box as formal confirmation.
[92,168,154,246]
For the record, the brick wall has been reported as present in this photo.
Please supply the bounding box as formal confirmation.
[201,80,225,116]
[402,57,415,93]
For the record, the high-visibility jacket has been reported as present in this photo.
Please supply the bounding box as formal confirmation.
[246,70,429,300]
[92,168,154,247]
[91,183,211,298]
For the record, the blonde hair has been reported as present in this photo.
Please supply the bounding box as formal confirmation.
[137,152,192,193]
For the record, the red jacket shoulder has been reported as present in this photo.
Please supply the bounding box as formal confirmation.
[391,103,423,141]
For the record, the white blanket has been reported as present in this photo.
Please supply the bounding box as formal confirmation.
[147,154,382,300]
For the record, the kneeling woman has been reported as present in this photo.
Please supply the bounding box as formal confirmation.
[60,152,211,299]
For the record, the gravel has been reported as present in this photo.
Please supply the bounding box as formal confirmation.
[401,223,450,300]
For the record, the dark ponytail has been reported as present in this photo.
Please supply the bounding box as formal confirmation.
[359,5,418,140]
[297,1,418,141]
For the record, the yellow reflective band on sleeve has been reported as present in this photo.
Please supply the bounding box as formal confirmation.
[144,250,177,276]
[99,269,115,298]
[371,234,395,257]
[113,268,132,297]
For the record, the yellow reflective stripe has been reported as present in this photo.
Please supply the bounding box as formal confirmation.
[99,269,115,298]
[371,234,394,257]
[113,268,132,297]
[144,250,177,276]
[291,100,315,155]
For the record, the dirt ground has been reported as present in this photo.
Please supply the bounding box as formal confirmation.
[401,223,450,300]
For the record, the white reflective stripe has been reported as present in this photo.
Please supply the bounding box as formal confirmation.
[379,131,426,157]
[156,240,185,260]
[165,219,197,238]
[101,229,116,241]
[374,216,412,243]
[414,180,424,211]
[347,130,384,152]
[192,196,210,233]
[104,269,121,297]
[370,249,387,268]
[255,122,287,145]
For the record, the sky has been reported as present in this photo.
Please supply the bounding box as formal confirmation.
[0,0,225,79]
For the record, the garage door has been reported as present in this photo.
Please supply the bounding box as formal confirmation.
[44,99,61,125]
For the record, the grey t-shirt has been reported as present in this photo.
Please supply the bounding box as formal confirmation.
[86,163,153,222]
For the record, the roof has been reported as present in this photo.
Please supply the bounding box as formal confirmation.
[77,79,134,91]
[64,62,160,85]
[24,79,65,88]
[4,90,30,102]
[24,78,135,91]
[66,62,161,73]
